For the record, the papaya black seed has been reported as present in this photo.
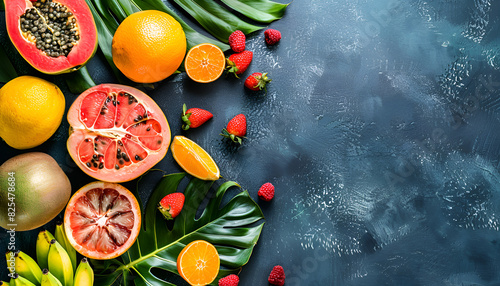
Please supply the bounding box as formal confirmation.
[20,0,79,57]
[135,155,141,161]
[115,165,119,170]
[119,159,124,165]
[99,163,104,169]
[86,162,91,167]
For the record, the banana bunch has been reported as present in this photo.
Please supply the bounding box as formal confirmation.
[5,222,94,286]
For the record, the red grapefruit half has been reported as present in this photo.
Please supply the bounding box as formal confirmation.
[64,181,141,260]
[67,84,170,182]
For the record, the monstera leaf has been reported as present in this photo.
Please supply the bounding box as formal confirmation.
[93,173,265,286]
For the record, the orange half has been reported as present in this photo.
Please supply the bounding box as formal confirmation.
[171,136,220,181]
[184,43,225,83]
[177,240,220,286]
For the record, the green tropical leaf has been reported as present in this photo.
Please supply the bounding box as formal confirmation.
[220,0,289,23]
[0,44,18,83]
[95,173,265,286]
[128,0,230,51]
[172,0,262,42]
[64,66,96,94]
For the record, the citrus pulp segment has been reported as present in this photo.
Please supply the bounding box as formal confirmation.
[171,136,220,181]
[185,43,226,83]
[67,84,171,182]
[64,181,141,260]
[177,240,220,286]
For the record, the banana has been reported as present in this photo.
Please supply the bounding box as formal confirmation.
[73,258,94,286]
[54,222,77,273]
[47,239,74,286]
[5,251,42,285]
[41,269,63,286]
[36,230,55,270]
[9,274,36,286]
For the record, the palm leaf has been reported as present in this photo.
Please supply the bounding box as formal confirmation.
[0,44,17,84]
[220,0,289,23]
[172,0,262,42]
[127,0,230,51]
[64,66,96,94]
[94,173,265,286]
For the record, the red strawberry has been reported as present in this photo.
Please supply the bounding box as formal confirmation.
[264,29,281,45]
[158,193,185,220]
[226,51,253,77]
[228,30,246,53]
[221,114,246,144]
[258,182,275,201]
[218,274,239,286]
[244,72,272,91]
[181,104,213,130]
[268,265,285,286]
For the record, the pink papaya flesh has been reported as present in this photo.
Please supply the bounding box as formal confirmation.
[5,0,98,74]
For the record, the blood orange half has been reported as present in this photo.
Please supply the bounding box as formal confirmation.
[64,181,141,260]
[67,84,171,182]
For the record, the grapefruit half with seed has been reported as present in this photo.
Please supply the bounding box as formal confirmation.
[67,84,170,182]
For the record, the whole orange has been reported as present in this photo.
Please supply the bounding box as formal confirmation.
[112,10,186,83]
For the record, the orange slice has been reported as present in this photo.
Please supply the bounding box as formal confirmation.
[177,240,220,286]
[184,43,225,83]
[171,135,220,181]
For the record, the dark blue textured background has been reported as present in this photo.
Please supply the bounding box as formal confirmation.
[2,0,500,285]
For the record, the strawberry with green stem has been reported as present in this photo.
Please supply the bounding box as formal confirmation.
[220,114,246,144]
[226,51,253,78]
[244,72,272,91]
[181,104,213,130]
[158,193,185,220]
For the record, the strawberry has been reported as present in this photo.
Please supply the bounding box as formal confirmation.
[264,29,281,45]
[244,72,272,91]
[218,274,239,286]
[268,265,285,286]
[228,30,245,53]
[220,114,246,144]
[181,104,213,130]
[158,193,185,220]
[226,51,253,77]
[258,182,275,201]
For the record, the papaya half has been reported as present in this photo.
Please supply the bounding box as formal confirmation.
[4,0,98,74]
